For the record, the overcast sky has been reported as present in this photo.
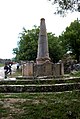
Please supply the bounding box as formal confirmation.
[0,0,80,59]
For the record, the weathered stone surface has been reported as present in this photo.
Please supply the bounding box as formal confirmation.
[0,77,80,85]
[22,18,64,77]
[0,82,80,93]
[0,77,80,93]
[36,18,50,64]
[34,61,64,77]
[22,61,34,76]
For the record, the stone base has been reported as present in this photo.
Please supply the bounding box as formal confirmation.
[22,60,64,77]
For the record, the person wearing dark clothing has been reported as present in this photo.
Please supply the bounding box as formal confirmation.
[4,64,8,79]
[17,63,19,70]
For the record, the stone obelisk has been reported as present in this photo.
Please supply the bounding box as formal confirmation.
[36,18,50,64]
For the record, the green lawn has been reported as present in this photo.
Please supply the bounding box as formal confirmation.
[0,63,80,118]
[0,91,80,119]
[0,63,4,67]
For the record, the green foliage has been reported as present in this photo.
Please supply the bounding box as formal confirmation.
[48,33,64,62]
[13,26,39,61]
[13,27,63,63]
[59,19,80,62]
[13,19,80,62]
[48,0,80,16]
[70,71,80,77]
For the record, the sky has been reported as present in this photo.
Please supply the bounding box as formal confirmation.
[0,0,80,59]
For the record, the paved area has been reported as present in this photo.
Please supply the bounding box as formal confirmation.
[0,64,17,80]
[0,67,4,79]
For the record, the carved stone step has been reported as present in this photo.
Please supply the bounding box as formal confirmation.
[0,77,80,85]
[0,83,79,93]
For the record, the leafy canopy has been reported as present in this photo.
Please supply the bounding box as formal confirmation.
[13,26,63,63]
[59,19,80,62]
[48,0,80,15]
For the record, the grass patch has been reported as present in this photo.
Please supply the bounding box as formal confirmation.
[70,71,80,77]
[0,91,80,119]
[0,63,4,67]
[9,69,22,78]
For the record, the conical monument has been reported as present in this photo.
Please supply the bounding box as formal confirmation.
[22,18,64,77]
[36,18,51,64]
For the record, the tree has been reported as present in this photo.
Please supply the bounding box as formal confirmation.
[13,27,64,62]
[48,0,80,15]
[48,33,64,62]
[13,26,39,61]
[59,19,80,62]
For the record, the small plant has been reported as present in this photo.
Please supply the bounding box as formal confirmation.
[0,91,80,119]
[70,71,80,77]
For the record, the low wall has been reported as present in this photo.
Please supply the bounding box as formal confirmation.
[22,61,64,77]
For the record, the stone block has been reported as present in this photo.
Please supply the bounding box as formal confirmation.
[22,61,34,76]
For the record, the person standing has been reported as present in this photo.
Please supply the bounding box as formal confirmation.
[17,62,19,70]
[4,63,8,79]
